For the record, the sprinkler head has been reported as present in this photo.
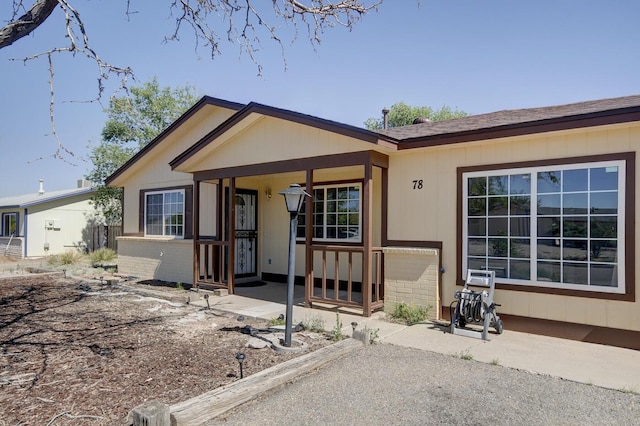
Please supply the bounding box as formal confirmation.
[351,322,358,331]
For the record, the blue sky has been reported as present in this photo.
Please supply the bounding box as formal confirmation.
[1,0,639,197]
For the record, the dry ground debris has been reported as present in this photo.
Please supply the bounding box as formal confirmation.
[0,273,329,425]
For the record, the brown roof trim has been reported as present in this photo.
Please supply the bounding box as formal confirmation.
[398,105,640,150]
[193,150,388,181]
[170,102,396,170]
[105,96,245,186]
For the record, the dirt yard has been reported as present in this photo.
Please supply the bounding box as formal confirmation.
[0,272,329,425]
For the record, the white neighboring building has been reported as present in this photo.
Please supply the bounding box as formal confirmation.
[0,180,100,258]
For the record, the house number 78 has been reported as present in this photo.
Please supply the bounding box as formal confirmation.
[412,180,423,189]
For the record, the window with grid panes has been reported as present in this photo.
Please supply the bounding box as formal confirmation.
[463,160,625,294]
[296,184,361,242]
[145,190,185,237]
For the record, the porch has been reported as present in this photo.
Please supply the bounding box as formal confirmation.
[189,151,388,317]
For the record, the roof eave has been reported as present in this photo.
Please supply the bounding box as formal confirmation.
[398,107,640,150]
[170,102,390,170]
[105,96,245,186]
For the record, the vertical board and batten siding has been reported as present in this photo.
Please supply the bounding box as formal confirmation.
[255,168,382,283]
[117,107,238,282]
[387,122,640,331]
[119,107,237,235]
[189,117,382,172]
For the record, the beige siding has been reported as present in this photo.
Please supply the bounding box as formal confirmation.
[387,123,639,331]
[117,237,192,283]
[119,107,237,234]
[190,117,382,172]
[253,167,382,281]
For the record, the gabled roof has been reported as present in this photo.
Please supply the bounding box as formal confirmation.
[0,187,94,209]
[105,96,245,186]
[379,95,640,148]
[170,101,395,169]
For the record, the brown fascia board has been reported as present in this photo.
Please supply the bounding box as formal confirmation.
[170,102,397,170]
[397,106,640,150]
[105,96,245,186]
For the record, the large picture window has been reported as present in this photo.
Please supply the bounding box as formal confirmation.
[463,159,626,294]
[145,190,185,237]
[296,183,361,242]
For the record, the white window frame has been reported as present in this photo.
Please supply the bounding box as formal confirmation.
[144,189,185,238]
[2,212,18,236]
[462,159,625,294]
[297,183,362,243]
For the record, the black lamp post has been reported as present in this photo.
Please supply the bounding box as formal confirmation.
[278,183,310,347]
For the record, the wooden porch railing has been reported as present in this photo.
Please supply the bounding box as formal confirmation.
[195,240,228,288]
[308,244,384,316]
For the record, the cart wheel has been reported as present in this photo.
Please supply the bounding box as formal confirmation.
[495,319,504,335]
[457,317,466,329]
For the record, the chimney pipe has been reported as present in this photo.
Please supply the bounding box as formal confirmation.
[38,179,44,195]
[382,108,390,129]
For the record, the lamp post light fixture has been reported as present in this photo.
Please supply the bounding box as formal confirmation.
[278,183,310,347]
[235,352,246,379]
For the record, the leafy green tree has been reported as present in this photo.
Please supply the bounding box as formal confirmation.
[364,101,467,130]
[86,78,199,224]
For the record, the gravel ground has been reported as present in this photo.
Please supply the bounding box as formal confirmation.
[208,343,640,426]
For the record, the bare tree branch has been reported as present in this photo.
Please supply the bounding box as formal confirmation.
[0,0,58,49]
[166,1,382,74]
[1,0,382,161]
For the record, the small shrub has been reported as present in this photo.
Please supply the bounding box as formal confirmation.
[176,282,184,291]
[302,315,325,333]
[89,248,117,266]
[388,302,431,325]
[330,312,345,341]
[490,358,500,366]
[459,350,473,361]
[269,316,286,326]
[48,250,83,266]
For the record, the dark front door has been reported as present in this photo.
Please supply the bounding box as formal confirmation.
[233,190,258,278]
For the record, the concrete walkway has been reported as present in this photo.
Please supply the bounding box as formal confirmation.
[194,289,640,393]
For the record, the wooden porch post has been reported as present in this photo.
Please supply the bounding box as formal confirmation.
[305,169,314,308]
[193,179,200,289]
[228,178,236,293]
[362,160,373,316]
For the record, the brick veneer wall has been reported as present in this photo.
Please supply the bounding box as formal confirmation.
[383,247,440,320]
[117,237,193,284]
[0,237,23,258]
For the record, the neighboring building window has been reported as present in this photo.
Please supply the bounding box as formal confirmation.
[2,213,18,236]
[297,183,361,242]
[463,159,625,294]
[145,190,185,237]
